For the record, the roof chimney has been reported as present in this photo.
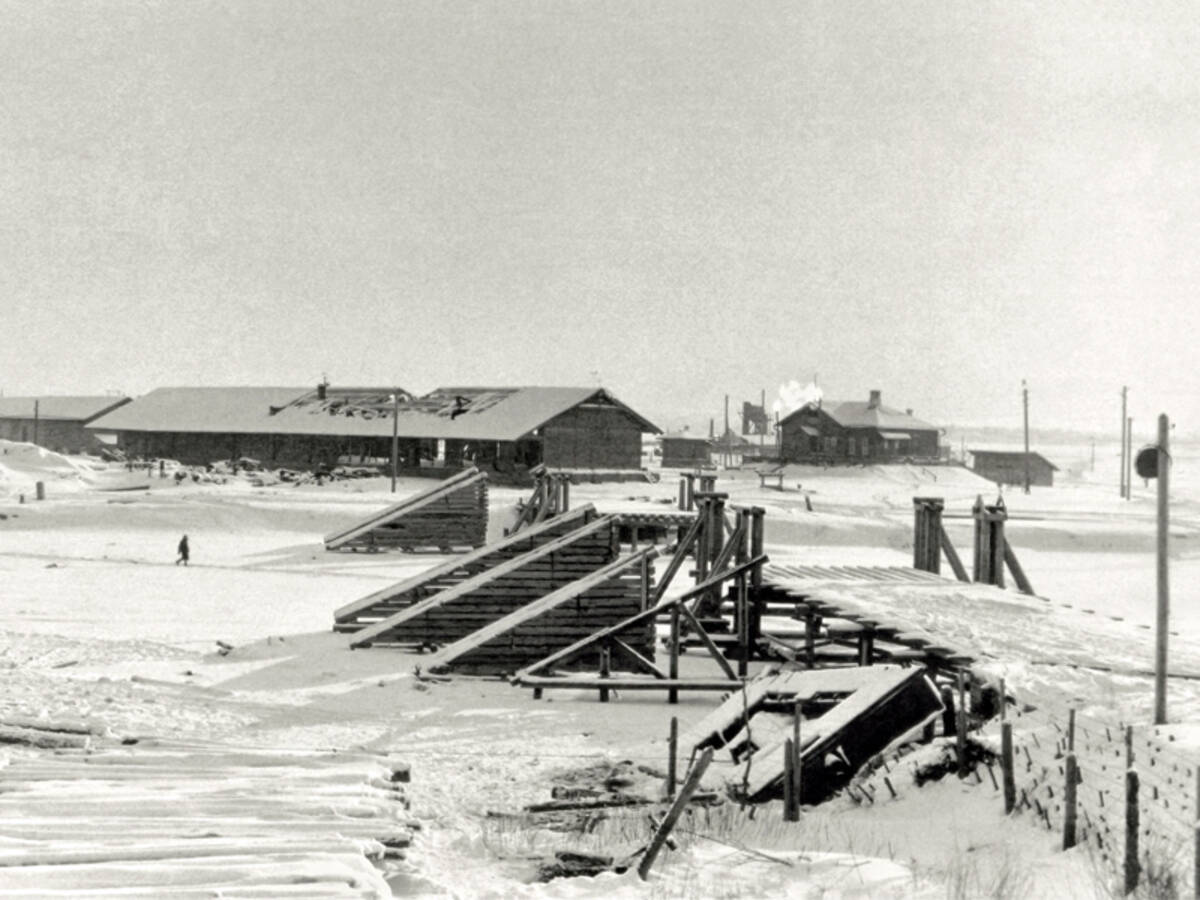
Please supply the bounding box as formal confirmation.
[317,382,327,401]
[868,389,881,409]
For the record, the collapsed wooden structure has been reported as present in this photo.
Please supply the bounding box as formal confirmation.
[506,465,572,535]
[324,467,489,553]
[0,736,413,897]
[335,504,661,675]
[684,665,944,802]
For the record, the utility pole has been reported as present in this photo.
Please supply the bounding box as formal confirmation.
[1154,413,1170,724]
[1119,386,1128,498]
[1126,417,1133,500]
[390,389,400,493]
[760,389,766,451]
[1022,380,1031,494]
[724,394,730,467]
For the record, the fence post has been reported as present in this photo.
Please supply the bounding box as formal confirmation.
[792,700,803,812]
[783,738,796,821]
[667,716,678,800]
[668,605,680,706]
[1124,726,1140,895]
[1063,708,1078,850]
[598,645,610,703]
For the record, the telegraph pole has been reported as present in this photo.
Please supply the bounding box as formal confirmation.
[1154,413,1170,724]
[1126,417,1133,500]
[1119,386,1128,498]
[1022,380,1031,494]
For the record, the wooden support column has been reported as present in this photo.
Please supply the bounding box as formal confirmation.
[668,605,680,705]
[599,645,611,703]
[736,572,750,677]
[973,498,1008,587]
[912,497,944,574]
[804,607,817,670]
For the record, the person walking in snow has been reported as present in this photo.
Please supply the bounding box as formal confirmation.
[176,534,190,566]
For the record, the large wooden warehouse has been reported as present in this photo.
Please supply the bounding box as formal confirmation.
[0,395,130,454]
[87,385,659,478]
[778,390,940,463]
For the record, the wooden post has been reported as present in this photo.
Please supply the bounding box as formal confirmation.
[1063,708,1078,850]
[640,553,651,612]
[638,747,714,880]
[32,398,39,448]
[678,477,687,511]
[561,477,570,512]
[792,700,803,811]
[941,686,956,739]
[972,495,984,582]
[35,481,45,501]
[598,645,611,703]
[1001,722,1016,814]
[804,606,816,670]
[1003,540,1035,595]
[782,738,796,821]
[1124,726,1139,895]
[913,497,944,574]
[667,717,678,800]
[736,572,750,678]
[1155,413,1170,726]
[390,389,400,493]
[956,671,968,777]
[668,604,680,705]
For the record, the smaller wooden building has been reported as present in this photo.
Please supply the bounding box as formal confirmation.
[660,432,712,469]
[969,450,1058,487]
[0,396,130,454]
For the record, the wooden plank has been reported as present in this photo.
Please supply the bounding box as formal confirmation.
[334,504,596,623]
[677,603,739,682]
[426,548,659,671]
[324,467,484,547]
[517,675,745,691]
[677,555,768,603]
[350,516,617,647]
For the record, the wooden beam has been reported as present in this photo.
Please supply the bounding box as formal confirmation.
[638,748,714,880]
[324,467,484,548]
[678,603,739,682]
[610,638,668,680]
[349,515,616,647]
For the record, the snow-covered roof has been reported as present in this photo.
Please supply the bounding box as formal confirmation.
[0,395,130,422]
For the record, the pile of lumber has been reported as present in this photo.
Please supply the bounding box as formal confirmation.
[0,739,414,897]
[324,467,488,553]
[334,506,600,633]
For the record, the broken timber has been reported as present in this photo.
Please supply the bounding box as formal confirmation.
[684,665,943,802]
[334,505,599,632]
[324,466,488,552]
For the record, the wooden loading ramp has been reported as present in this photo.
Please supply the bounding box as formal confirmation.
[324,467,488,552]
[333,505,599,632]
[423,547,659,675]
[348,514,621,649]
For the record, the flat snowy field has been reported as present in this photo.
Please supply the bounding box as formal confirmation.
[1,439,1195,897]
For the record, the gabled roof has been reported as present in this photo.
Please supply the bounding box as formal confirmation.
[86,387,311,434]
[87,385,661,442]
[269,386,660,441]
[0,395,130,422]
[781,400,938,432]
[969,449,1059,470]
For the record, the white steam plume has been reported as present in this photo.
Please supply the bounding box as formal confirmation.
[771,380,823,417]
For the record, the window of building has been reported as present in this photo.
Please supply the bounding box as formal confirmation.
[848,437,856,456]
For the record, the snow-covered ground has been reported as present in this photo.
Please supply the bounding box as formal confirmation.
[1,440,1196,897]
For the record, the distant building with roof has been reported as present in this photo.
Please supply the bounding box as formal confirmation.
[87,384,660,478]
[0,395,130,454]
[778,389,940,463]
[968,449,1058,487]
[660,430,712,469]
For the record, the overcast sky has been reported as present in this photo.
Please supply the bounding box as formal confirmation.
[2,1,1196,436]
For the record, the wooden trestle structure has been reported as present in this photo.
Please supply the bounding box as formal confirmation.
[506,466,572,535]
[335,503,661,675]
[324,467,488,553]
